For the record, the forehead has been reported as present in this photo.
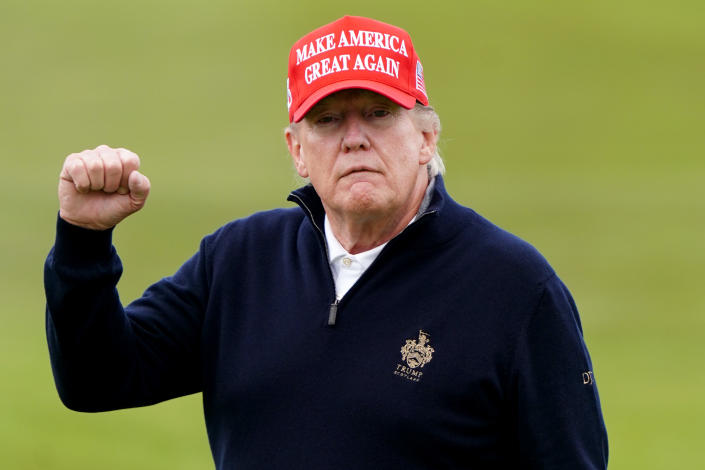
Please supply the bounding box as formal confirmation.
[306,89,399,114]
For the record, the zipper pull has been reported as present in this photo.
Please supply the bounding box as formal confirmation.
[328,299,340,326]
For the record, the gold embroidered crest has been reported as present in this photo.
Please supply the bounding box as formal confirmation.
[394,330,435,382]
[400,330,435,369]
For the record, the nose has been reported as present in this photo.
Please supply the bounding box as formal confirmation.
[341,115,370,153]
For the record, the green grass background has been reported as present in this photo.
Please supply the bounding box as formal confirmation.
[1,0,703,467]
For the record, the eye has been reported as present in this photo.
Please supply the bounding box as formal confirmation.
[368,108,391,119]
[314,114,339,125]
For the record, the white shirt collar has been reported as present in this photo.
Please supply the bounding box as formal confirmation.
[324,216,387,300]
[324,216,387,272]
[322,177,436,300]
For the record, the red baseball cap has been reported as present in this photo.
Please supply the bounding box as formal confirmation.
[286,16,429,122]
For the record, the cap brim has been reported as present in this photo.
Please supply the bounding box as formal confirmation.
[292,80,417,122]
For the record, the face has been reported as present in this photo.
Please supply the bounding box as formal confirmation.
[286,90,436,221]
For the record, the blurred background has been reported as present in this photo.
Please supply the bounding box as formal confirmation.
[1,0,703,468]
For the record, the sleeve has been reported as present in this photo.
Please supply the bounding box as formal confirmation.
[44,215,208,412]
[511,274,609,469]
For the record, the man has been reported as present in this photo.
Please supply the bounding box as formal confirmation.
[45,15,608,469]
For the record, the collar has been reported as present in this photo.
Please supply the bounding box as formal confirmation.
[287,175,447,237]
[324,215,387,270]
[322,177,436,258]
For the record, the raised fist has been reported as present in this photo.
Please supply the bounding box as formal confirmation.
[58,145,151,230]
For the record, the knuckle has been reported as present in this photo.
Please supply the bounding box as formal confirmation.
[63,155,78,172]
[98,148,117,163]
[118,149,140,167]
[86,158,103,172]
[104,159,122,175]
[69,159,86,174]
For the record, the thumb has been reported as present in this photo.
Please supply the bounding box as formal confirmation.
[127,170,150,204]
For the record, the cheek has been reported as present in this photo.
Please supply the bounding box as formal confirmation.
[304,144,339,174]
[300,154,333,190]
[391,137,425,170]
[391,125,425,157]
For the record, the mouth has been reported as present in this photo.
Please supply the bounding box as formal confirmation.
[341,166,379,178]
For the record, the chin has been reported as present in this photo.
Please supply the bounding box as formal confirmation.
[340,190,390,216]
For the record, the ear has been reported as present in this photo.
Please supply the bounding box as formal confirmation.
[418,128,438,166]
[285,126,309,178]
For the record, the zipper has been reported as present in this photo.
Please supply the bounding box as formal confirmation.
[290,192,438,327]
[414,210,437,224]
[288,193,340,326]
[328,299,340,326]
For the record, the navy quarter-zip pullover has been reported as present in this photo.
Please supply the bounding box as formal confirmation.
[44,176,608,469]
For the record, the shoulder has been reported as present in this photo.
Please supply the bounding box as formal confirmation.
[202,207,307,252]
[220,207,305,234]
[478,211,553,281]
[443,199,556,288]
[428,178,556,287]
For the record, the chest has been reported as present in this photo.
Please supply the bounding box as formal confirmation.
[200,262,518,454]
